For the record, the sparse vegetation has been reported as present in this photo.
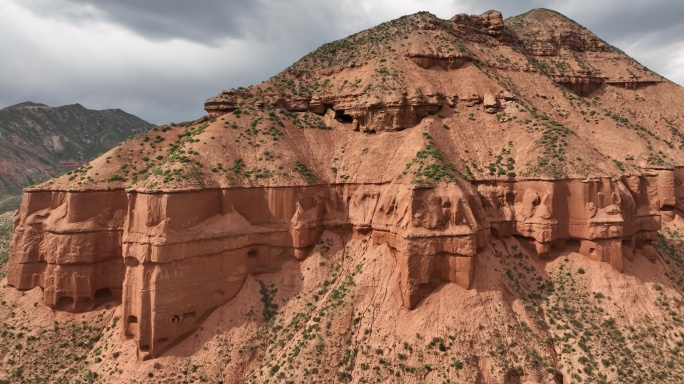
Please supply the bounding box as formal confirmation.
[293,161,316,183]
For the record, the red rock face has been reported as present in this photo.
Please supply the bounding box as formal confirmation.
[8,190,126,312]
[8,170,684,358]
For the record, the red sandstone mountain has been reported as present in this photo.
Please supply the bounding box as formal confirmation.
[3,9,684,383]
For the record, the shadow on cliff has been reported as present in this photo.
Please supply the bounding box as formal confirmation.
[623,212,684,293]
[156,263,307,361]
[154,230,354,361]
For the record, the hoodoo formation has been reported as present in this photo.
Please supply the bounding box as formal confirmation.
[6,8,684,381]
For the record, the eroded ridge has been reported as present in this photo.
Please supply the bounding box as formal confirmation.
[8,169,684,358]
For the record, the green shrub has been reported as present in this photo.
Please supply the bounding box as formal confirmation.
[293,161,316,183]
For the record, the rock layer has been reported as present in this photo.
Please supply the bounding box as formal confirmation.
[8,190,127,311]
[8,169,684,358]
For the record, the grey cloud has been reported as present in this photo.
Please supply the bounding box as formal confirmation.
[18,0,367,47]
[560,1,684,42]
[19,0,259,44]
[4,0,683,125]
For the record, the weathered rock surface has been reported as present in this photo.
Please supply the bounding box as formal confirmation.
[7,8,684,366]
[8,170,684,358]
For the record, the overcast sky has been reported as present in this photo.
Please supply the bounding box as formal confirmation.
[1,0,682,125]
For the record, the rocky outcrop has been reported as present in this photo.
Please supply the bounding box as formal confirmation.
[549,73,606,96]
[549,73,663,96]
[204,92,240,118]
[327,95,444,133]
[407,53,472,70]
[8,169,684,358]
[7,190,127,311]
[520,31,609,56]
[478,174,668,271]
[479,10,505,37]
[450,10,504,38]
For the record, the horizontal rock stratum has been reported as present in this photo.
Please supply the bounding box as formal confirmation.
[7,8,684,367]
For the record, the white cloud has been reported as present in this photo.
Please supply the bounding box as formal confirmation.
[661,43,684,86]
[0,1,282,123]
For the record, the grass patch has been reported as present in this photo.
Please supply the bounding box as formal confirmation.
[0,194,22,214]
[0,210,14,278]
[293,161,317,183]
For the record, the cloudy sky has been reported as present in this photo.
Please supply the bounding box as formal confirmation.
[1,0,682,125]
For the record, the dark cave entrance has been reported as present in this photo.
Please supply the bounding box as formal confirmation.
[334,110,354,123]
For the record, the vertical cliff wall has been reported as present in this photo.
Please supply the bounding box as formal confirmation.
[8,190,127,311]
[7,169,684,358]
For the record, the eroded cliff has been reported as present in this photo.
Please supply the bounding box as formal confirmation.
[8,170,684,359]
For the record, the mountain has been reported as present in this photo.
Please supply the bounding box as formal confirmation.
[0,101,154,195]
[3,9,684,384]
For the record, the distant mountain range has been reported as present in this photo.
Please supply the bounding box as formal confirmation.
[0,102,153,194]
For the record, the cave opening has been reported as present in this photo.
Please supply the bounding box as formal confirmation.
[95,288,113,299]
[565,239,581,253]
[320,103,334,115]
[505,191,515,204]
[55,296,74,311]
[334,110,354,123]
[128,315,138,324]
[125,256,140,267]
[75,297,93,311]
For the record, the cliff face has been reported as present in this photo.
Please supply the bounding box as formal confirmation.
[6,7,684,381]
[8,190,126,310]
[8,171,683,359]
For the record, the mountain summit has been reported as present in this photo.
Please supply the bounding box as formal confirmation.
[3,9,684,383]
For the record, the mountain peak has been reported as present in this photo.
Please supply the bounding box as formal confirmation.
[5,101,49,109]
